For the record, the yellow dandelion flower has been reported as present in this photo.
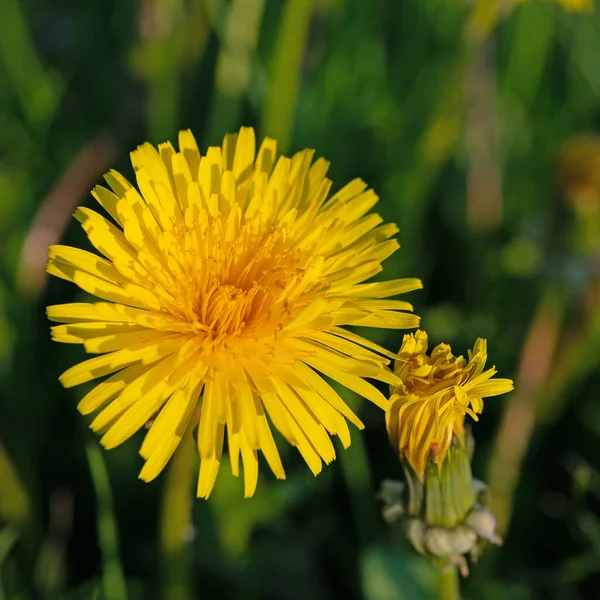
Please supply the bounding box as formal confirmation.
[47,127,422,498]
[386,330,513,479]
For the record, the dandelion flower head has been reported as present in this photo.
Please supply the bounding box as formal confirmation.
[386,330,513,480]
[47,127,422,498]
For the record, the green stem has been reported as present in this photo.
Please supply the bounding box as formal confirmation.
[438,563,460,600]
[333,386,379,544]
[160,428,197,600]
[206,0,266,144]
[0,528,18,600]
[147,70,180,143]
[0,440,35,544]
[85,443,127,600]
[262,0,315,153]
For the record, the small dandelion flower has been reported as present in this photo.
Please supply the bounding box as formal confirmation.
[382,331,512,573]
[47,127,422,498]
[386,330,513,480]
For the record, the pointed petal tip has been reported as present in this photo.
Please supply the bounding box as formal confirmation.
[58,373,75,389]
[339,437,351,450]
[99,435,118,451]
[323,453,337,466]
[76,400,94,416]
[138,470,152,483]
[196,480,214,500]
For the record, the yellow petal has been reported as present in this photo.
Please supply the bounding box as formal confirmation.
[345,278,423,299]
[138,377,202,482]
[233,126,256,180]
[59,335,183,388]
[78,361,152,415]
[240,441,259,498]
[196,423,224,499]
[178,129,201,178]
[91,185,123,225]
[294,361,364,429]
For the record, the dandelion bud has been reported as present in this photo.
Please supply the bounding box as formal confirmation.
[464,507,502,546]
[423,526,478,558]
[386,331,513,481]
[405,518,427,556]
[380,331,513,575]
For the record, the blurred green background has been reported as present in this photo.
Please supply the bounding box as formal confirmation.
[2,0,600,598]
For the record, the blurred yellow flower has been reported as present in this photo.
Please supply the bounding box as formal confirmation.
[386,331,513,479]
[557,0,594,12]
[47,127,422,498]
[517,0,595,13]
[559,134,600,214]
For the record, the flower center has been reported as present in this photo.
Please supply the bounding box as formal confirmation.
[157,216,317,343]
[192,280,260,339]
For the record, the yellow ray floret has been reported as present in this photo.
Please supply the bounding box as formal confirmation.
[47,127,422,498]
[386,331,513,480]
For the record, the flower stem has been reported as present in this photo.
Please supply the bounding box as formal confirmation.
[160,428,197,600]
[334,387,379,544]
[85,443,128,600]
[262,0,316,154]
[438,563,460,600]
[0,439,35,544]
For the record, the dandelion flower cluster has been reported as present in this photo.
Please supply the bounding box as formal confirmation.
[386,330,513,479]
[47,127,422,498]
